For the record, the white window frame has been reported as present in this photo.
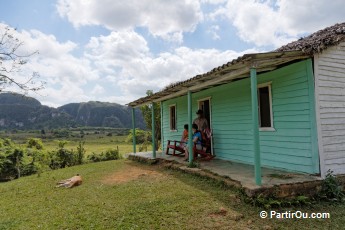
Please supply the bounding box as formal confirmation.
[257,82,275,132]
[169,104,177,131]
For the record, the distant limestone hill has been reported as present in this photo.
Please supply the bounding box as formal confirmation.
[0,93,145,130]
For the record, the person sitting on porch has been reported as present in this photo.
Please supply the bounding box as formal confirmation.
[193,109,208,131]
[183,123,202,161]
[179,124,189,147]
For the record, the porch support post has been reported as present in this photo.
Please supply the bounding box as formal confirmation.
[151,102,156,158]
[131,107,136,154]
[187,90,193,163]
[250,68,262,185]
[160,102,164,154]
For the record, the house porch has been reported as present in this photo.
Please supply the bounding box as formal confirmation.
[128,151,324,198]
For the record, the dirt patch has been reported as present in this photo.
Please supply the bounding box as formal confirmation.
[207,207,244,222]
[101,163,165,185]
[208,207,228,218]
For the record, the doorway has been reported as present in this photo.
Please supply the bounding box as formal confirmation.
[198,97,214,155]
[198,98,211,129]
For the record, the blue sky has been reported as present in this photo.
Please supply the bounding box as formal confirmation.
[0,0,344,107]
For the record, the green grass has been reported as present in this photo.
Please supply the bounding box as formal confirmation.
[1,132,152,157]
[40,134,139,156]
[1,159,345,229]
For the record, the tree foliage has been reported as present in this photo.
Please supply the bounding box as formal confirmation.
[0,25,44,94]
[140,90,161,150]
[27,138,44,150]
[87,148,121,162]
[0,137,123,181]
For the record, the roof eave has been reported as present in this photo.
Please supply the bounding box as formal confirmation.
[127,50,310,107]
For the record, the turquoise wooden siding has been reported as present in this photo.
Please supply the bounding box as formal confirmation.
[162,60,319,174]
[162,96,188,146]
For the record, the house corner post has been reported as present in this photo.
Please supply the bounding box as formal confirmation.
[187,91,193,163]
[131,107,136,154]
[250,68,262,185]
[152,102,156,158]
[306,58,320,174]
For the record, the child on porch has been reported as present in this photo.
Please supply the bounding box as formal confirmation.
[179,124,189,148]
[183,123,202,161]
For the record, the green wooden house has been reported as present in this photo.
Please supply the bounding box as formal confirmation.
[128,23,345,185]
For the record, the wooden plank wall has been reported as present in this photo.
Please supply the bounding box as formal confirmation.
[314,42,345,176]
[162,60,318,174]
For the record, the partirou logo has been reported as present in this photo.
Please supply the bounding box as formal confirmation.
[259,211,330,219]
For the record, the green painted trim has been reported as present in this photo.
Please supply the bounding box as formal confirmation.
[188,91,193,163]
[160,102,164,153]
[251,68,262,185]
[131,108,136,154]
[306,58,320,173]
[152,103,156,158]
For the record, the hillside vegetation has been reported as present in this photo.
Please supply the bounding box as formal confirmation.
[0,93,145,130]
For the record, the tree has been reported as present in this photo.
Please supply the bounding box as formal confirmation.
[140,90,161,150]
[0,25,44,94]
[27,138,44,150]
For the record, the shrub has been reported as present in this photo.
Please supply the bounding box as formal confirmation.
[104,148,121,160]
[0,147,17,180]
[27,138,44,150]
[52,129,70,138]
[49,149,75,169]
[87,152,103,162]
[0,138,51,180]
[76,141,85,165]
[49,141,78,169]
[24,148,50,176]
[318,170,344,202]
[126,129,151,144]
[0,147,23,179]
[87,148,121,162]
[0,138,14,147]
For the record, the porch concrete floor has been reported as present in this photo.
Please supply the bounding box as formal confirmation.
[127,151,322,192]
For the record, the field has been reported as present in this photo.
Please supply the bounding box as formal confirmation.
[1,131,345,229]
[0,129,152,156]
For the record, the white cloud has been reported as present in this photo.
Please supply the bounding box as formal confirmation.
[37,81,89,108]
[278,0,345,34]
[91,84,105,95]
[56,0,203,43]
[207,25,221,40]
[3,24,255,107]
[0,23,101,107]
[201,0,227,4]
[85,31,260,101]
[10,0,344,108]
[208,0,345,47]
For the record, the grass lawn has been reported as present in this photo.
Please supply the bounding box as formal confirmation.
[1,159,344,230]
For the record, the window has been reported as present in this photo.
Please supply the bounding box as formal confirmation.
[169,105,176,131]
[258,83,273,130]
